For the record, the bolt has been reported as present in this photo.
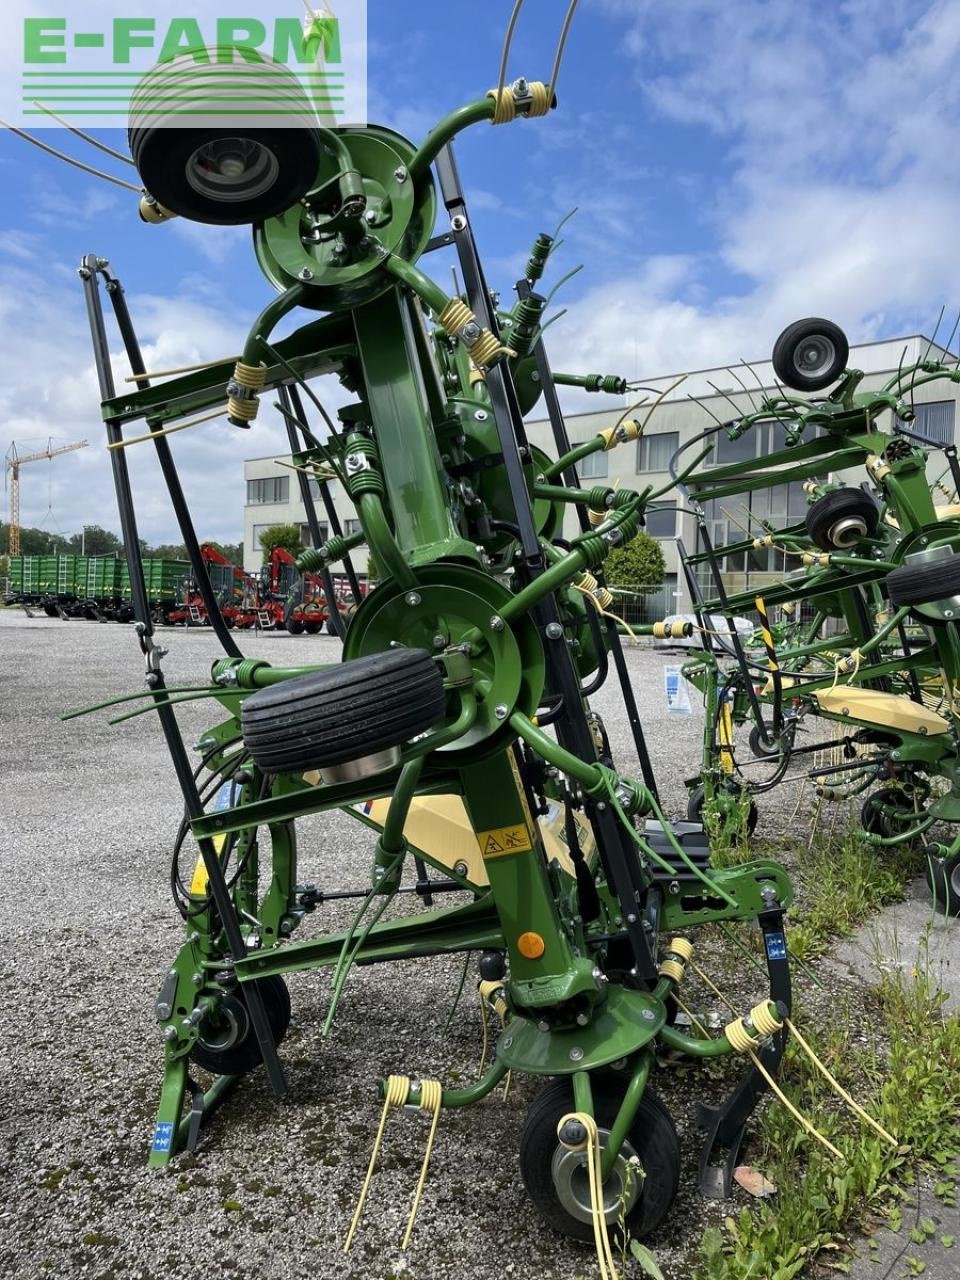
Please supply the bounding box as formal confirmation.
[156,1003,171,1020]
[453,860,469,877]
[451,214,467,232]
[394,165,408,183]
[494,703,509,720]
[405,591,422,606]
[537,1020,550,1033]
[596,801,606,811]
[626,913,637,924]
[503,1035,514,1048]
[569,1046,584,1061]
[163,1026,179,1043]
[531,371,541,382]
[945,609,955,618]
[191,972,202,986]
[433,634,446,649]
[474,409,488,421]
[298,267,315,281]
[640,1008,656,1021]
[364,208,377,224]
[490,615,505,632]
[545,622,563,640]
[575,1012,589,1026]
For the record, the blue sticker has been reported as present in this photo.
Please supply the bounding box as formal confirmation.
[151,1121,175,1154]
[764,931,787,961]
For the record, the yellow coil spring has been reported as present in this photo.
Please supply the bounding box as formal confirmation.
[867,453,892,481]
[658,957,685,983]
[781,601,796,616]
[753,534,774,549]
[468,363,486,386]
[526,80,551,116]
[598,419,641,451]
[438,297,475,336]
[802,479,819,494]
[486,86,518,124]
[725,1000,783,1052]
[670,936,694,962]
[478,979,508,1020]
[467,328,512,369]
[802,551,831,567]
[227,360,267,423]
[588,508,606,527]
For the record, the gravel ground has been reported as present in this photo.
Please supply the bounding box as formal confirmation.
[0,611,843,1280]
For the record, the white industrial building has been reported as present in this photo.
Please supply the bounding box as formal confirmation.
[244,335,959,615]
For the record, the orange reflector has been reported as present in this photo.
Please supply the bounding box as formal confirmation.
[517,931,545,959]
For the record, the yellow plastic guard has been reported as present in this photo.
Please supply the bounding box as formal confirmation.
[813,687,950,736]
[350,794,596,888]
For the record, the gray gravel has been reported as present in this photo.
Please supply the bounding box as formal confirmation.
[0,612,840,1280]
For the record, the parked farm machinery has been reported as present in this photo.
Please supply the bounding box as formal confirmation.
[55,49,815,1262]
[671,317,960,914]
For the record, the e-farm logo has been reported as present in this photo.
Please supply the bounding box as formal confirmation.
[5,4,367,128]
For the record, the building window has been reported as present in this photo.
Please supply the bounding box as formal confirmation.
[299,523,329,547]
[246,476,289,505]
[251,523,274,550]
[637,432,678,473]
[344,518,362,536]
[645,502,676,539]
[897,401,955,446]
[578,447,608,479]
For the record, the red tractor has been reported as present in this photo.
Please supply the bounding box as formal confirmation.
[257,546,329,634]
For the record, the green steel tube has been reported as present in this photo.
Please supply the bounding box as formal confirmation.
[658,1024,735,1058]
[383,252,451,315]
[857,606,911,657]
[533,482,601,505]
[358,492,418,591]
[382,1058,509,1109]
[599,1052,653,1181]
[861,814,936,846]
[572,1069,594,1115]
[510,711,602,789]
[820,554,898,571]
[380,758,426,853]
[542,437,607,481]
[408,99,496,184]
[553,372,628,395]
[241,283,309,365]
[499,547,593,624]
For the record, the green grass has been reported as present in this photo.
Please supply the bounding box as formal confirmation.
[693,948,960,1280]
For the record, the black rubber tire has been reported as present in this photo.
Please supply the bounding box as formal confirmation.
[129,54,323,227]
[924,846,960,917]
[772,317,849,391]
[286,618,304,635]
[241,648,447,774]
[43,604,59,618]
[687,783,759,834]
[805,488,879,550]
[887,555,960,608]
[860,787,918,838]
[520,1076,680,1243]
[190,974,291,1076]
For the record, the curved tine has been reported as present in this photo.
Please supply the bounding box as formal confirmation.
[549,0,582,95]
[260,339,340,438]
[740,359,791,428]
[497,0,527,100]
[688,393,726,427]
[542,262,583,308]
[538,307,567,335]
[638,374,687,432]
[706,379,753,421]
[614,393,651,433]
[941,307,960,364]
[29,101,136,164]
[921,304,946,365]
[0,118,141,193]
[551,206,579,242]
[727,365,759,413]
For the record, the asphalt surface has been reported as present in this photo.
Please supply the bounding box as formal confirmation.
[0,610,954,1280]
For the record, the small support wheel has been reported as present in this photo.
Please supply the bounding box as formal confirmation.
[190,974,291,1076]
[860,787,920,839]
[687,783,758,834]
[772,317,849,391]
[924,845,960,917]
[748,722,781,758]
[519,1076,680,1242]
[805,488,879,550]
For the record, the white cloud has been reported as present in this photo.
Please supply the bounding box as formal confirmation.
[544,0,960,406]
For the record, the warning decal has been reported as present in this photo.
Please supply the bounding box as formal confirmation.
[476,825,534,858]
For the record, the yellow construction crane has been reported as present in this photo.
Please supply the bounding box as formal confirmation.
[4,437,89,556]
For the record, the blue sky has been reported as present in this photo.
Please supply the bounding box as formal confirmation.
[2,0,959,544]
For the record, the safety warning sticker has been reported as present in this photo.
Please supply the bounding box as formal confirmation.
[476,825,533,858]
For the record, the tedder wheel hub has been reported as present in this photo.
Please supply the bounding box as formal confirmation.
[343,564,545,761]
[191,975,291,1077]
[520,1077,680,1243]
[551,1128,642,1225]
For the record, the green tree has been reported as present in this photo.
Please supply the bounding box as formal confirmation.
[148,542,189,560]
[258,523,302,562]
[0,523,60,555]
[603,531,665,593]
[65,525,122,557]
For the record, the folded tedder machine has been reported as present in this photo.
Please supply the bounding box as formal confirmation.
[39,11,922,1265]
